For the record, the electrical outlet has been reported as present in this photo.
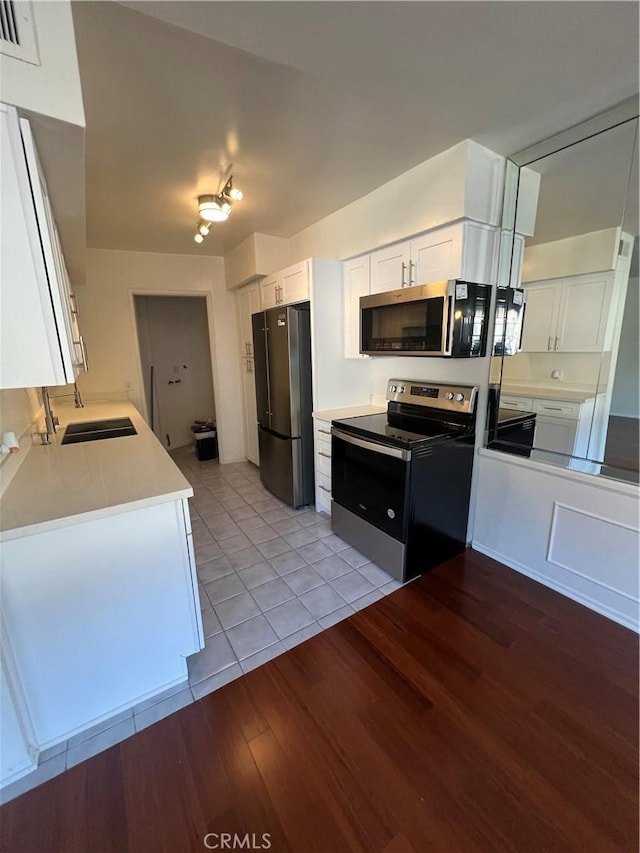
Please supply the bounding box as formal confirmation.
[551,369,562,381]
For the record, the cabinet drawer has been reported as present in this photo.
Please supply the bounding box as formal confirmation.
[316,450,332,478]
[316,472,332,497]
[532,399,580,419]
[500,395,534,411]
[315,433,331,456]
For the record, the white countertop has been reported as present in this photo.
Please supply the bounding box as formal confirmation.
[313,404,387,422]
[0,401,192,541]
[501,384,599,403]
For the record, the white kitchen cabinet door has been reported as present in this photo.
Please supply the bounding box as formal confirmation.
[343,255,370,358]
[0,105,84,388]
[260,275,279,310]
[410,226,460,285]
[281,260,309,304]
[533,414,578,456]
[1,500,202,746]
[369,241,411,293]
[555,275,612,352]
[237,282,261,357]
[242,357,259,465]
[521,281,561,352]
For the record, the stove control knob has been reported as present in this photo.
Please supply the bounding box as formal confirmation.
[455,393,465,402]
[445,392,454,400]
[390,384,397,393]
[398,385,405,394]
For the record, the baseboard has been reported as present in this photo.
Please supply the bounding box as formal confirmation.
[472,542,639,633]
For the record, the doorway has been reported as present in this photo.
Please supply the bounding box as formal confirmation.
[134,295,216,450]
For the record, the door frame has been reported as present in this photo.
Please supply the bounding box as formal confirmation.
[129,290,219,455]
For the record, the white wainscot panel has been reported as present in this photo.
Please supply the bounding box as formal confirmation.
[547,503,640,600]
[472,449,640,631]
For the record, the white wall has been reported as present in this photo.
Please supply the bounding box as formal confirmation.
[77,249,244,464]
[473,449,639,631]
[610,277,639,418]
[0,0,85,127]
[0,389,41,497]
[287,140,503,264]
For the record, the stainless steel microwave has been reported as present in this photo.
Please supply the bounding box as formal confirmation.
[360,280,490,357]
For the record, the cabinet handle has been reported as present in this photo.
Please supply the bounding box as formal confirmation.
[318,429,331,435]
[318,451,331,459]
[73,335,88,371]
[401,262,407,287]
[246,359,253,374]
[318,485,331,493]
[554,336,559,351]
[247,342,252,356]
[409,260,416,286]
[542,406,563,412]
[547,336,553,351]
[70,293,79,317]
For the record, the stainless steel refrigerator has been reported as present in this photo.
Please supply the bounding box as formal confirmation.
[252,304,315,508]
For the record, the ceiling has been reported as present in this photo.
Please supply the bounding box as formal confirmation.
[71,1,639,257]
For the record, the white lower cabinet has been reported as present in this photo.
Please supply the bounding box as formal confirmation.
[0,499,203,751]
[501,393,596,457]
[313,417,332,514]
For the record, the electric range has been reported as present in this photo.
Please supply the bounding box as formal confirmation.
[330,379,479,582]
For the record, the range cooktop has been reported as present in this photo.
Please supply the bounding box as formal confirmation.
[332,412,464,449]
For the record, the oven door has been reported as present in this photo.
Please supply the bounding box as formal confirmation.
[331,427,410,541]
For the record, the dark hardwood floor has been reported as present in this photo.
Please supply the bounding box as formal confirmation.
[1,550,638,853]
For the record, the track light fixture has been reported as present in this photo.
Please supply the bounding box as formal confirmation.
[194,175,243,244]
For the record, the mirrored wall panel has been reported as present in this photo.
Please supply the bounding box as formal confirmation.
[488,113,639,481]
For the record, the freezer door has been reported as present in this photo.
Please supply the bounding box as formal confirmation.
[252,312,270,429]
[258,427,303,507]
[266,307,294,437]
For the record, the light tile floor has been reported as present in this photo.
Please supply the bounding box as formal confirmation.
[1,447,401,804]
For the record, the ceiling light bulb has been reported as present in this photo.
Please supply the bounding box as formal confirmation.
[228,187,243,202]
[199,195,230,222]
[198,222,211,236]
[194,233,204,244]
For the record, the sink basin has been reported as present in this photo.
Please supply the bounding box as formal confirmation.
[61,417,137,445]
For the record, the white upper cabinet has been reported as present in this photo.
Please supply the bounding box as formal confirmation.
[522,274,612,353]
[410,227,460,284]
[368,222,496,296]
[259,260,309,309]
[281,261,309,304]
[260,275,279,310]
[369,242,411,293]
[343,256,370,359]
[237,281,261,357]
[0,104,86,389]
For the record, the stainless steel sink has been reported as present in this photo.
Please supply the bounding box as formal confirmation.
[61,417,137,445]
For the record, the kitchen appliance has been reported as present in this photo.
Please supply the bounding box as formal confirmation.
[493,286,526,356]
[331,379,478,582]
[360,279,490,357]
[252,304,314,508]
[486,386,536,457]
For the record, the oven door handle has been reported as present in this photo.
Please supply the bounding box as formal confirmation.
[331,427,411,461]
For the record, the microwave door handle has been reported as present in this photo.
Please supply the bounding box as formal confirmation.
[517,301,527,353]
[443,284,455,355]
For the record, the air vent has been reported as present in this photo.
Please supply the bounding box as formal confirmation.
[0,0,39,65]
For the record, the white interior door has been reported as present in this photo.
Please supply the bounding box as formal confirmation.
[135,296,216,450]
